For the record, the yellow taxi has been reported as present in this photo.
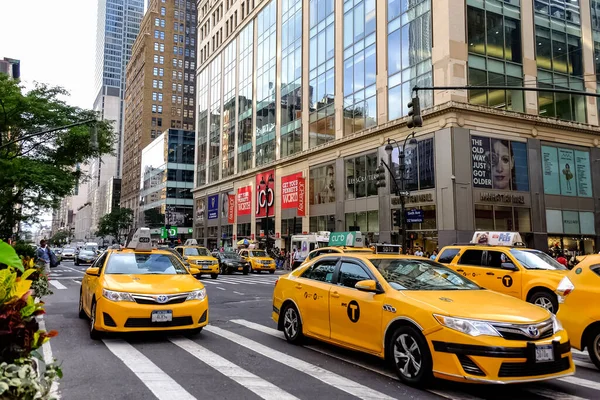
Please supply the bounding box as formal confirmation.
[239,248,275,274]
[272,253,573,385]
[175,240,219,279]
[437,233,568,314]
[556,255,600,370]
[79,228,209,339]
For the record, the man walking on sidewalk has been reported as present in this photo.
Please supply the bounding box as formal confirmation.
[36,239,51,273]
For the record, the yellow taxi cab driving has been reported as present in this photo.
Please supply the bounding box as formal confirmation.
[175,239,219,279]
[79,228,209,339]
[436,232,568,314]
[556,254,600,370]
[272,249,573,385]
[239,248,275,274]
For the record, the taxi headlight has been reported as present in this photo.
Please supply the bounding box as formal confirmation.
[551,314,563,333]
[434,315,500,337]
[102,289,135,302]
[186,288,207,301]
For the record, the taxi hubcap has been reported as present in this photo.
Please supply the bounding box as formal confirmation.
[594,334,600,360]
[394,334,422,378]
[534,297,553,312]
[90,303,96,331]
[284,308,298,338]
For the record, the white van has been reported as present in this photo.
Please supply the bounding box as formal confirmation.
[290,232,330,268]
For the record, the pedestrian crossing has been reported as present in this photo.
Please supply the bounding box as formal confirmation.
[65,319,600,400]
[200,274,280,287]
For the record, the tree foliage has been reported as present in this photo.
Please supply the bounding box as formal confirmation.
[0,75,116,240]
[144,208,164,229]
[48,230,69,246]
[96,208,133,244]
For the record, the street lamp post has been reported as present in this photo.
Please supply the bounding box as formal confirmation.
[385,133,417,254]
[259,174,275,252]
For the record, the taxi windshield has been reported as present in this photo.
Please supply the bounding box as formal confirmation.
[105,253,188,275]
[249,250,267,257]
[184,247,211,257]
[509,249,567,270]
[371,259,480,291]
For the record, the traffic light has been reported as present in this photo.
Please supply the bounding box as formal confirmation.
[375,163,386,188]
[407,96,423,128]
[393,209,402,227]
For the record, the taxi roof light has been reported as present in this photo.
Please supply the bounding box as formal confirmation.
[184,238,198,246]
[126,228,154,251]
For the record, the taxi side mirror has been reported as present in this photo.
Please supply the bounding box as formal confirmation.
[189,267,201,275]
[501,262,518,271]
[355,280,383,294]
[86,267,100,276]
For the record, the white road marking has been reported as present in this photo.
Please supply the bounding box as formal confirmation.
[200,280,221,285]
[205,325,396,400]
[49,280,67,290]
[231,319,282,338]
[60,265,86,274]
[216,287,226,291]
[571,348,588,356]
[169,337,299,400]
[573,359,596,370]
[102,338,196,400]
[526,388,588,400]
[72,280,82,285]
[233,291,245,295]
[38,318,60,398]
[49,276,84,280]
[559,376,600,391]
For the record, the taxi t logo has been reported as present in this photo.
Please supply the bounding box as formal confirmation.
[347,300,360,323]
[502,275,513,287]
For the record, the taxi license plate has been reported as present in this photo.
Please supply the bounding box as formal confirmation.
[151,310,172,323]
[535,345,554,363]
[238,267,243,271]
[202,266,210,270]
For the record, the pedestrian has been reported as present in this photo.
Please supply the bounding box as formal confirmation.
[556,252,568,267]
[415,247,424,257]
[36,239,52,273]
[430,250,438,261]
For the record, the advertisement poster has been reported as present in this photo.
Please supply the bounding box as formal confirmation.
[574,150,592,197]
[471,135,529,191]
[558,148,576,196]
[237,186,252,216]
[195,198,205,223]
[207,194,219,220]
[281,172,303,209]
[227,194,235,223]
[255,170,275,218]
[541,146,560,195]
[562,210,580,234]
[221,192,231,218]
[297,177,306,217]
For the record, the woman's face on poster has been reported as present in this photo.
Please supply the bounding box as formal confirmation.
[492,140,513,190]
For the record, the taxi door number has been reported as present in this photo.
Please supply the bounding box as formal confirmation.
[152,310,173,322]
[535,344,554,363]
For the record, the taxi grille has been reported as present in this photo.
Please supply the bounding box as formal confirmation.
[498,357,570,377]
[134,297,186,305]
[103,313,117,327]
[492,319,554,341]
[457,355,485,376]
[195,260,213,266]
[124,316,193,328]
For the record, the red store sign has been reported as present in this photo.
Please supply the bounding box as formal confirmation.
[281,172,306,217]
[237,186,252,216]
[227,194,236,223]
[255,170,275,218]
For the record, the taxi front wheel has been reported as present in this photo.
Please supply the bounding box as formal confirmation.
[389,326,432,386]
[529,291,558,314]
[78,289,87,319]
[586,327,600,370]
[90,300,102,340]
[282,304,303,344]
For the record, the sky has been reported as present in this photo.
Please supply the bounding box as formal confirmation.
[0,0,98,109]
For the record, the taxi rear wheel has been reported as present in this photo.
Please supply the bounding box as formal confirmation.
[78,289,87,319]
[89,300,102,340]
[390,326,432,386]
[282,304,303,344]
[586,327,600,370]
[529,291,558,314]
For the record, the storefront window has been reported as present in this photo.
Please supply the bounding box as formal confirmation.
[345,211,379,232]
[476,205,530,231]
[309,215,335,232]
[494,206,513,230]
[282,218,303,236]
[514,208,531,232]
[475,205,494,230]
[541,145,593,197]
[471,136,529,191]
[390,138,435,191]
[309,163,336,205]
[345,152,378,199]
[546,210,595,235]
[236,223,251,238]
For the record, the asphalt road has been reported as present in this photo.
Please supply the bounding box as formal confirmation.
[43,260,600,400]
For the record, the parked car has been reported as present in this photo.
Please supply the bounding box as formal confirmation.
[75,249,98,266]
[215,252,250,275]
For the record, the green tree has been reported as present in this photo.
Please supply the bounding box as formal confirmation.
[0,75,115,240]
[96,208,134,244]
[49,229,70,246]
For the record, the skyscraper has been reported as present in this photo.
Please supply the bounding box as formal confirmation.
[83,0,143,240]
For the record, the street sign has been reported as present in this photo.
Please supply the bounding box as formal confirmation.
[188,228,193,234]
[160,227,168,239]
[406,209,424,224]
[328,231,364,247]
[399,191,410,197]
[168,227,178,237]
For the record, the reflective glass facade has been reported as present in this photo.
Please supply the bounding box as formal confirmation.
[222,41,236,178]
[208,56,221,183]
[237,21,254,173]
[196,68,208,186]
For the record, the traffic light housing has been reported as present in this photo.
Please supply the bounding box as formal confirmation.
[375,163,386,188]
[393,209,402,227]
[407,96,423,129]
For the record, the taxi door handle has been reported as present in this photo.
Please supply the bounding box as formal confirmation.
[486,272,495,276]
[456,269,464,273]
[331,291,340,298]
[295,284,302,290]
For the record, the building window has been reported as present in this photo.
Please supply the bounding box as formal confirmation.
[222,40,236,178]
[389,137,436,191]
[387,0,432,121]
[238,21,254,173]
[345,211,379,233]
[161,7,166,16]
[475,205,531,232]
[197,68,208,186]
[345,152,378,199]
[208,56,222,183]
[160,43,164,52]
[155,18,160,26]
[343,0,376,135]
[152,104,157,113]
[309,163,335,205]
[153,67,158,76]
[154,55,159,63]
[541,145,592,197]
[154,42,159,51]
[534,0,580,24]
[157,106,163,113]
[309,215,336,232]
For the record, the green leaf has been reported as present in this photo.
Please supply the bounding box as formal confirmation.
[21,268,36,280]
[0,241,24,272]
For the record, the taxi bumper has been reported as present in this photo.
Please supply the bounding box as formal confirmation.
[427,328,574,384]
[95,297,209,332]
[251,261,276,271]
[192,263,219,274]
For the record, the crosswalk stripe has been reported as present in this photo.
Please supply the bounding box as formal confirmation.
[201,280,222,285]
[102,338,196,400]
[72,280,81,285]
[205,325,396,400]
[526,388,588,400]
[559,376,600,391]
[573,359,597,370]
[49,280,67,290]
[216,278,252,285]
[231,319,282,338]
[169,337,300,400]
[571,348,587,356]
[217,287,226,291]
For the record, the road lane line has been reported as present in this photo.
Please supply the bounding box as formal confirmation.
[559,376,600,391]
[102,338,196,400]
[49,280,67,290]
[169,337,299,400]
[38,318,60,398]
[526,388,588,400]
[49,276,85,280]
[216,287,226,291]
[205,325,396,400]
[233,291,245,295]
[72,280,81,285]
[573,359,596,370]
